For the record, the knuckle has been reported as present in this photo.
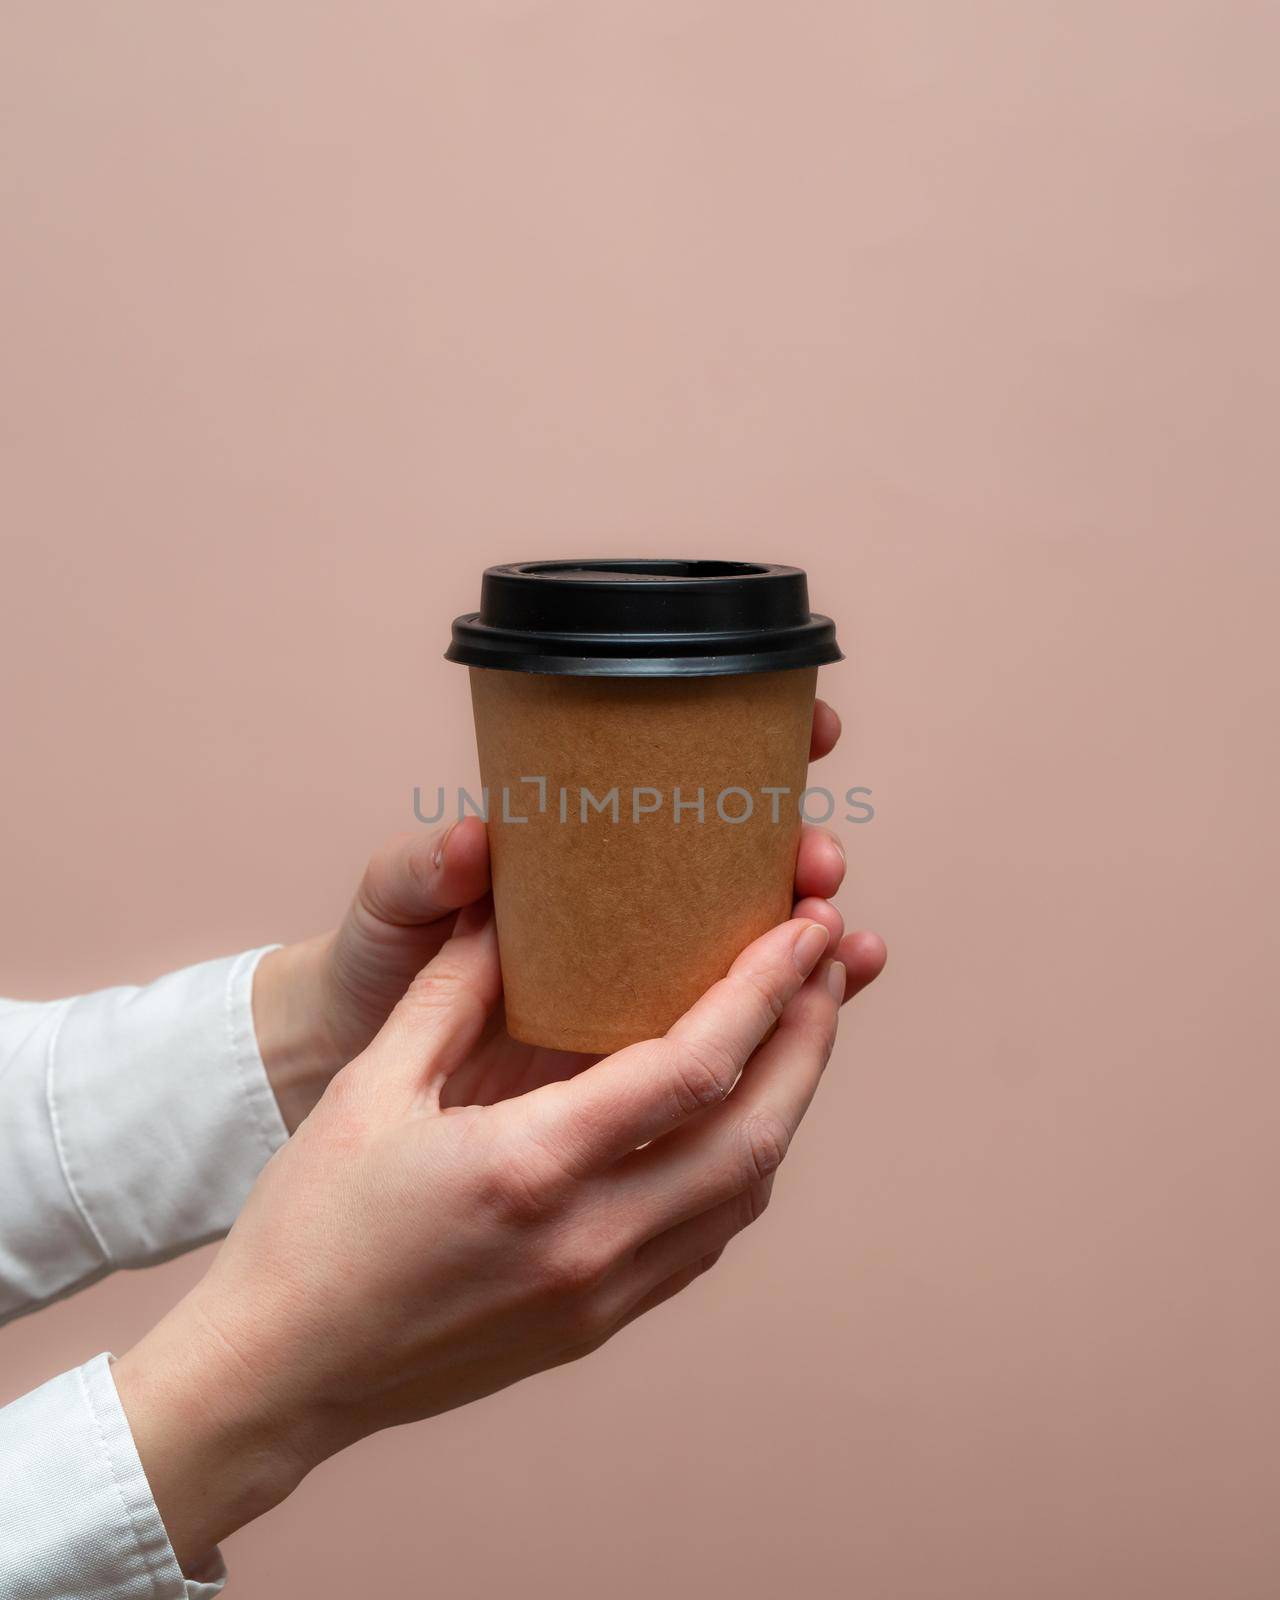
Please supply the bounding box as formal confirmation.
[544,1237,611,1299]
[402,942,494,1029]
[668,1036,739,1117]
[403,962,465,1015]
[738,965,788,1028]
[740,1111,792,1184]
[532,1092,600,1184]
[472,1136,565,1226]
[557,1299,614,1358]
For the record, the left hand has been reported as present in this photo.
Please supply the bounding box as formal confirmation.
[118,900,880,1568]
[254,698,882,1130]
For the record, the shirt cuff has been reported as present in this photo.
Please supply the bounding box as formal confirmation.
[0,1353,225,1599]
[48,948,289,1268]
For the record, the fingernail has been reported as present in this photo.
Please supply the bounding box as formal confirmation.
[432,821,457,869]
[826,829,847,869]
[793,921,830,974]
[826,960,847,1002]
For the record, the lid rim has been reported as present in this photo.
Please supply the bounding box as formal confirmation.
[446,650,843,679]
[498,558,805,590]
[447,559,841,677]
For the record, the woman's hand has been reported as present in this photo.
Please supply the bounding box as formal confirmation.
[114,899,886,1571]
[253,699,861,1130]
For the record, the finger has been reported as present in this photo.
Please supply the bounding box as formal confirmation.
[833,930,887,1003]
[355,818,491,930]
[362,898,504,1097]
[792,896,845,951]
[521,917,831,1173]
[614,956,843,1240]
[605,1249,724,1342]
[607,1176,773,1316]
[794,825,846,901]
[809,699,841,762]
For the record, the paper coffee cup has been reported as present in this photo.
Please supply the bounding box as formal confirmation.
[446,560,842,1054]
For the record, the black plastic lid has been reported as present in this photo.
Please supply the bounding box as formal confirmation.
[445,559,842,677]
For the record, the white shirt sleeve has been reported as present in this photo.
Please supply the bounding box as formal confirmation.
[0,948,290,1597]
[0,948,287,1325]
[0,1355,226,1600]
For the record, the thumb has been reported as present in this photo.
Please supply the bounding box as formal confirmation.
[351,817,492,930]
[361,897,503,1099]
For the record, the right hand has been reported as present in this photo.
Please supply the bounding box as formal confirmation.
[115,902,886,1570]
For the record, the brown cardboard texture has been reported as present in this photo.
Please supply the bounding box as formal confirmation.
[469,666,818,1053]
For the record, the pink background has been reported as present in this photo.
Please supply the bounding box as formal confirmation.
[2,4,1278,1595]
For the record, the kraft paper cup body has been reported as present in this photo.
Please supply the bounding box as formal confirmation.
[468,665,818,1054]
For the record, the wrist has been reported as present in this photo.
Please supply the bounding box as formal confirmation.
[113,1294,323,1572]
[252,938,346,1131]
